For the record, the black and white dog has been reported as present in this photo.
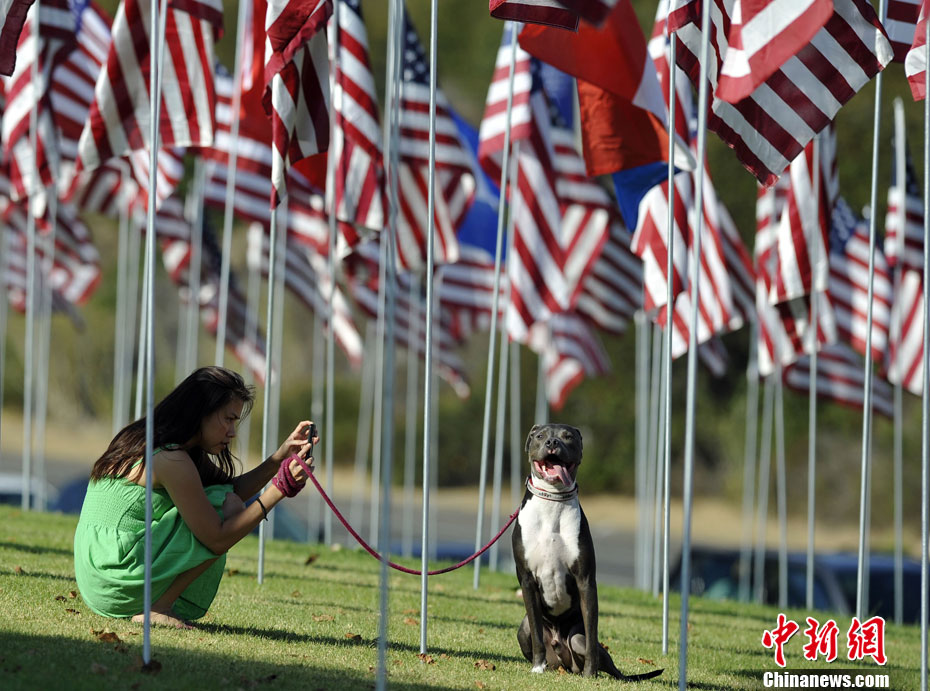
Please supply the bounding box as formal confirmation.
[512,423,662,680]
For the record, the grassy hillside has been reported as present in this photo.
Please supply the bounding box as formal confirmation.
[0,507,923,689]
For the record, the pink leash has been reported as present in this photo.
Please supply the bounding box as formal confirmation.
[291,455,520,576]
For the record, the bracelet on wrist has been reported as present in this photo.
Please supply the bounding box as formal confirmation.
[256,496,268,521]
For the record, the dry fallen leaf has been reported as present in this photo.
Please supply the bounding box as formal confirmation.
[403,617,417,626]
[226,568,239,576]
[474,660,496,671]
[55,595,66,602]
[13,566,23,575]
[69,591,77,598]
[403,608,417,615]
[312,614,334,622]
[90,662,108,675]
[475,682,487,689]
[392,659,403,666]
[558,666,567,675]
[345,633,362,642]
[417,653,435,665]
[439,654,449,660]
[291,590,301,598]
[638,657,655,666]
[65,608,80,615]
[304,553,319,565]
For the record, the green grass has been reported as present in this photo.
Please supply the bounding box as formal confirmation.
[0,506,922,690]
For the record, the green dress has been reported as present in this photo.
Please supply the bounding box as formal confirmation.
[73,470,231,621]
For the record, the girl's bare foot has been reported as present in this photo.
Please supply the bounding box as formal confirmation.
[131,610,194,630]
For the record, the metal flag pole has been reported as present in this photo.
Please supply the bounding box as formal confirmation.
[267,203,288,544]
[420,0,440,652]
[403,274,420,557]
[309,312,324,541]
[738,324,760,602]
[653,325,668,598]
[0,214,8,457]
[350,320,375,539]
[891,97,906,626]
[775,363,787,610]
[754,376,775,604]
[257,203,281,584]
[646,322,661,593]
[473,20,519,590]
[123,205,143,428]
[142,0,169,662]
[112,171,131,434]
[182,158,206,378]
[676,0,713,667]
[238,223,262,482]
[634,310,649,591]
[33,192,58,511]
[661,17,679,654]
[134,213,151,422]
[855,0,887,621]
[921,16,929,688]
[805,134,821,610]
[368,236,388,546]
[214,0,250,366]
[322,0,341,546]
[376,0,402,684]
[489,290,511,572]
[509,338,521,571]
[534,338,548,423]
[21,0,43,511]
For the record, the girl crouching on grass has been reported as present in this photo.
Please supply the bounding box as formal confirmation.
[73,366,318,629]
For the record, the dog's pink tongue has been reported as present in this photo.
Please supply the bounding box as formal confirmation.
[554,463,573,486]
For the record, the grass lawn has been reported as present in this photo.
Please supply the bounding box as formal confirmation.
[0,506,921,689]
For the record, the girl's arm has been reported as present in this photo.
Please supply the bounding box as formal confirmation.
[231,420,318,499]
[156,449,305,554]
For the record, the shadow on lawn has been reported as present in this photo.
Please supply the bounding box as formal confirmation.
[195,623,527,664]
[0,566,76,583]
[0,541,73,557]
[0,630,430,690]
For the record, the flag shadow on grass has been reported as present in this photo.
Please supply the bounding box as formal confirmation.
[0,630,434,690]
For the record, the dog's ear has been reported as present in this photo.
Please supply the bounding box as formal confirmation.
[525,424,541,454]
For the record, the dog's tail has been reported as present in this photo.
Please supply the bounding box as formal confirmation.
[618,669,664,682]
[597,646,664,681]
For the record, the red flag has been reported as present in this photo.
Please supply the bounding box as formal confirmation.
[907,0,930,100]
[489,0,619,30]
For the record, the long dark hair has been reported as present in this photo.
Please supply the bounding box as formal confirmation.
[91,366,255,485]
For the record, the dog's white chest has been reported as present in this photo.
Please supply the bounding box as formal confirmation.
[518,497,582,615]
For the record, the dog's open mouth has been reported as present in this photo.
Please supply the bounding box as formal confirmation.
[533,457,576,486]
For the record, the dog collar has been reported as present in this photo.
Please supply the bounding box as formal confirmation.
[526,477,578,502]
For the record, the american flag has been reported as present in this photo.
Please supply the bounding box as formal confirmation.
[330,0,384,250]
[755,181,836,377]
[828,198,891,361]
[0,0,35,76]
[2,198,102,308]
[669,0,892,186]
[1,0,75,212]
[783,342,894,418]
[488,0,618,30]
[49,0,185,214]
[886,267,925,395]
[906,0,928,99]
[527,312,611,410]
[246,222,364,368]
[769,127,838,305]
[574,220,643,336]
[711,0,833,104]
[885,136,925,273]
[264,0,331,207]
[394,11,476,272]
[158,211,269,384]
[479,28,611,343]
[887,0,923,62]
[344,238,472,398]
[74,0,222,200]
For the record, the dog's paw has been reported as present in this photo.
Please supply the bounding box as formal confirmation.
[531,664,546,674]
